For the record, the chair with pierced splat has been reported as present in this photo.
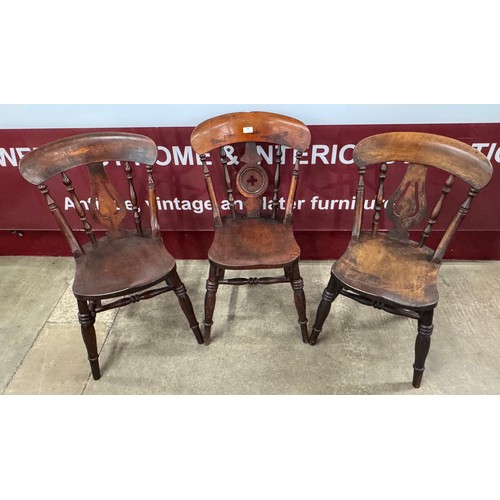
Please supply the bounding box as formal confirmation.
[190,111,311,345]
[309,132,492,388]
[19,132,203,379]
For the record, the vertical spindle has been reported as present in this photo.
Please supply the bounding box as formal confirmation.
[220,147,236,219]
[284,151,301,225]
[432,187,477,263]
[201,154,223,228]
[419,174,454,247]
[61,171,97,246]
[124,161,143,235]
[39,183,83,256]
[146,164,160,238]
[372,163,387,235]
[352,165,366,241]
[272,145,282,218]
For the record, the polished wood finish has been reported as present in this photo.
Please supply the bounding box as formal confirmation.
[310,132,493,388]
[19,132,203,379]
[190,111,311,154]
[191,111,311,345]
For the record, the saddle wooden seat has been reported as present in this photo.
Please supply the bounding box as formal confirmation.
[208,216,301,269]
[73,231,176,299]
[333,233,439,310]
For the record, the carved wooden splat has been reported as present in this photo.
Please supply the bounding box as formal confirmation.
[387,163,428,240]
[236,142,269,218]
[87,162,127,235]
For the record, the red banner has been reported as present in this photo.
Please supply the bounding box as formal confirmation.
[1,123,499,257]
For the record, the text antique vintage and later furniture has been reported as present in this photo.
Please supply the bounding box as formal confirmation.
[309,132,493,388]
[190,111,312,345]
[19,132,203,379]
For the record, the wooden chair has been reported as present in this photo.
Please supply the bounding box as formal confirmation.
[309,132,493,388]
[190,111,311,345]
[19,132,203,380]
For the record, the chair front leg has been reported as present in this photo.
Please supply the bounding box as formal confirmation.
[309,274,343,346]
[77,299,100,380]
[287,262,308,343]
[413,309,434,388]
[203,263,223,345]
[167,268,203,345]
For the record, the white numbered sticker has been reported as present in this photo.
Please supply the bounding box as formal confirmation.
[243,126,254,134]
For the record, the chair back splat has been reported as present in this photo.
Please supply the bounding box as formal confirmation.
[310,131,493,389]
[19,132,203,380]
[190,111,312,345]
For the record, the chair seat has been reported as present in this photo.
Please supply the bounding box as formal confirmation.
[333,233,440,309]
[208,216,301,269]
[73,232,176,299]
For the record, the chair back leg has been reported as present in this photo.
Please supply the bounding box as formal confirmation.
[413,309,434,388]
[309,274,343,345]
[167,269,203,345]
[203,263,224,345]
[77,299,101,380]
[287,262,309,343]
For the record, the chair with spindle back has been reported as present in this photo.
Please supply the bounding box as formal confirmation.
[190,111,311,345]
[309,132,493,388]
[19,132,203,380]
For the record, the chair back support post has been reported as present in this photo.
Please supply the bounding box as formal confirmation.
[352,165,366,241]
[146,164,161,238]
[431,188,478,263]
[220,147,236,219]
[372,163,388,235]
[124,161,143,235]
[272,145,282,219]
[418,174,454,247]
[61,171,97,246]
[38,183,84,256]
[200,154,223,227]
[283,151,302,225]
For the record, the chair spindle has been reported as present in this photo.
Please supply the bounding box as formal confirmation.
[419,174,454,247]
[39,183,83,256]
[61,171,97,246]
[220,147,236,219]
[432,187,478,263]
[372,163,388,235]
[352,165,366,241]
[201,154,223,228]
[272,145,282,218]
[284,151,301,225]
[146,164,160,238]
[124,161,143,235]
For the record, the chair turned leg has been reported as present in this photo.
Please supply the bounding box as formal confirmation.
[167,269,203,345]
[413,309,434,388]
[309,274,342,346]
[287,262,308,343]
[77,299,100,380]
[203,263,222,346]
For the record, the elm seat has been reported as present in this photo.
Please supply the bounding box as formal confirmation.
[18,131,203,381]
[208,217,301,270]
[73,232,176,299]
[309,131,493,389]
[333,233,439,310]
[190,111,312,345]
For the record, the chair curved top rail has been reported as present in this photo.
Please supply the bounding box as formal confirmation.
[190,111,311,154]
[353,132,493,190]
[19,131,158,185]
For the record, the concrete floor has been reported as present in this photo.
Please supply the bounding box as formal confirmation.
[0,256,499,395]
